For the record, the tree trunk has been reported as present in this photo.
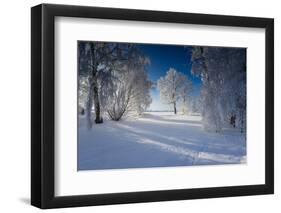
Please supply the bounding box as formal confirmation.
[92,77,103,124]
[86,76,103,129]
[173,102,177,114]
[86,45,103,126]
[86,79,94,129]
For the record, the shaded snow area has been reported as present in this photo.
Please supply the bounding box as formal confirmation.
[78,112,246,171]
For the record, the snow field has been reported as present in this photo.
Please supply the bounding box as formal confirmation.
[78,112,246,170]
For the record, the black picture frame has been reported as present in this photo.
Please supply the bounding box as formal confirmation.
[31,3,274,209]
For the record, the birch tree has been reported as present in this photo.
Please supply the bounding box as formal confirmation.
[106,49,152,120]
[179,77,193,114]
[191,46,246,132]
[78,42,132,128]
[157,68,191,114]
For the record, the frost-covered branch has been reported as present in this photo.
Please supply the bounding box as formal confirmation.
[157,68,192,114]
[190,47,246,132]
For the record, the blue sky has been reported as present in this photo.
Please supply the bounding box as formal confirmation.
[137,44,202,111]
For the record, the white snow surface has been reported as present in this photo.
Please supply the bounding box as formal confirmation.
[78,112,246,170]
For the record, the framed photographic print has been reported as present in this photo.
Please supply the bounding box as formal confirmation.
[31,4,274,209]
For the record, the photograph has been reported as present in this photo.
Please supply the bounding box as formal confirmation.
[29,2,276,208]
[30,3,274,209]
[77,41,247,171]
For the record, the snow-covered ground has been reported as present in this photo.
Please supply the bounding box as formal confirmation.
[78,112,246,170]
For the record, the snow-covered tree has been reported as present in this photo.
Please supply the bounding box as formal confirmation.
[79,42,152,125]
[157,68,191,114]
[188,96,201,114]
[191,46,246,132]
[179,77,193,114]
[106,49,152,120]
[78,42,133,128]
[78,76,89,115]
[131,60,153,116]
